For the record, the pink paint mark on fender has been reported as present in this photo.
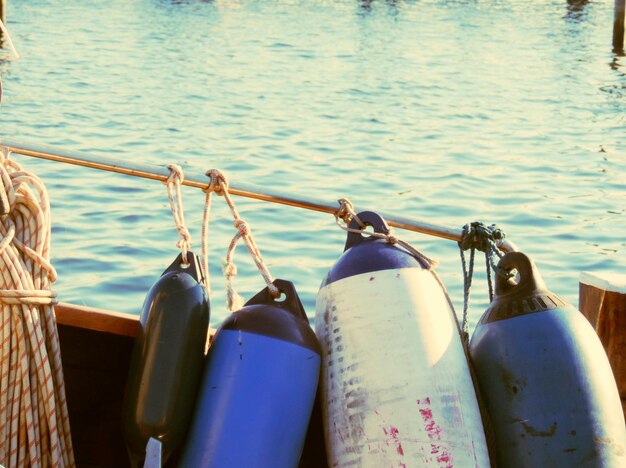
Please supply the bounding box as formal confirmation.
[382,425,404,456]
[390,427,404,455]
[417,397,453,468]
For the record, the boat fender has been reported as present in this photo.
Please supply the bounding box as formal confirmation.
[316,211,490,467]
[470,251,626,467]
[179,279,321,468]
[121,252,210,466]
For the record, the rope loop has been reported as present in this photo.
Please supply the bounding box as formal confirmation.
[458,221,512,345]
[204,169,228,195]
[164,164,191,263]
[0,148,16,216]
[334,202,437,270]
[335,198,365,228]
[203,169,280,310]
[165,163,184,186]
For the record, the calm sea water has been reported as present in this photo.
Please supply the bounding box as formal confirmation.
[0,0,624,329]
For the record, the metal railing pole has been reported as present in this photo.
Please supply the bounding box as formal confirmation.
[1,140,517,252]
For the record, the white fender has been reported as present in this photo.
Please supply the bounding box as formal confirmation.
[316,267,490,467]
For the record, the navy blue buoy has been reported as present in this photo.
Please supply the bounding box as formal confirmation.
[180,279,321,467]
[122,252,210,467]
[470,251,626,467]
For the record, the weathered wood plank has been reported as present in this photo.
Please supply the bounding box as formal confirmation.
[579,271,626,418]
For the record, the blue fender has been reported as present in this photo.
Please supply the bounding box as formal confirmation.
[180,279,321,467]
[470,251,626,467]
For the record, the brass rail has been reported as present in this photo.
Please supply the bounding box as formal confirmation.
[1,140,517,252]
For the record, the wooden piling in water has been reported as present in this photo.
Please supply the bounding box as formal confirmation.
[0,0,5,28]
[615,0,626,51]
[579,271,626,419]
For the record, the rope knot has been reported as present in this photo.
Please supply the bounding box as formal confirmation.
[222,261,238,278]
[176,227,192,250]
[205,169,228,194]
[234,219,249,236]
[459,222,503,253]
[335,198,365,228]
[165,164,184,186]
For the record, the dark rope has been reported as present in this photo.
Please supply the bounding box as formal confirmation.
[485,254,494,302]
[458,221,511,344]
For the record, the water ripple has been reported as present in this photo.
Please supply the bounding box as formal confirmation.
[0,0,624,327]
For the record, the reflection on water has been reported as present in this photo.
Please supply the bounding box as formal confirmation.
[358,0,400,16]
[610,53,625,71]
[565,0,589,22]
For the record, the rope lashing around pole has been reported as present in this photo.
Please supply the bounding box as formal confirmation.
[163,164,192,265]
[458,221,512,340]
[0,149,74,467]
[334,198,438,270]
[335,198,365,228]
[204,169,280,312]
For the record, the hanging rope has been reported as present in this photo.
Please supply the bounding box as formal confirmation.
[0,149,74,467]
[334,198,438,270]
[163,164,192,265]
[0,19,21,59]
[203,169,280,312]
[458,221,512,341]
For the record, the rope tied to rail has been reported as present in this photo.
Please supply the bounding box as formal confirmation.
[335,198,365,227]
[334,198,438,270]
[0,149,74,467]
[204,169,280,312]
[458,221,512,342]
[163,164,192,265]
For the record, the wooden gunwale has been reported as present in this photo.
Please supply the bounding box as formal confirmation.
[56,302,139,337]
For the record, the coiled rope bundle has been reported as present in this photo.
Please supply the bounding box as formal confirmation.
[0,150,74,467]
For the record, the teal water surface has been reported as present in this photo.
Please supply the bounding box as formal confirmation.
[0,0,624,330]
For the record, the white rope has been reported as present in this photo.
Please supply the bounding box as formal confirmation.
[0,149,74,467]
[204,169,280,312]
[200,185,213,299]
[0,19,20,59]
[163,164,192,265]
[334,198,438,270]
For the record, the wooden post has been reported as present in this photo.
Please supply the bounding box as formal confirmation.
[615,0,626,51]
[579,272,626,419]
